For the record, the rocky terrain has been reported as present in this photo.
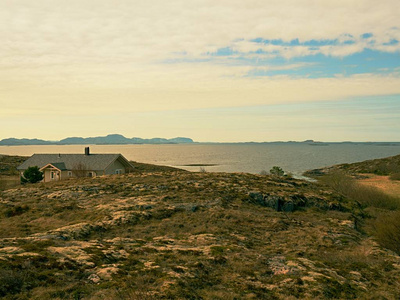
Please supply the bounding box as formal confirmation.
[0,156,400,299]
[304,154,400,177]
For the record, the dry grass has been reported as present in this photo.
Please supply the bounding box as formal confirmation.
[0,176,20,190]
[320,171,400,210]
[374,210,400,255]
[0,155,27,176]
[357,174,400,198]
[389,172,400,181]
[318,170,400,256]
[1,158,400,298]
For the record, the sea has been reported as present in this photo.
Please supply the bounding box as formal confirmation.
[1,143,400,178]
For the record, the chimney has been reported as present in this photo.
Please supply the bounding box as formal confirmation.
[85,147,90,155]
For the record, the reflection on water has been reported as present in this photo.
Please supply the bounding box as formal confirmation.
[1,144,399,176]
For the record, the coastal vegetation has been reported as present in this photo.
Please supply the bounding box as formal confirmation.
[0,155,399,298]
[269,166,284,177]
[306,154,400,256]
[20,166,44,184]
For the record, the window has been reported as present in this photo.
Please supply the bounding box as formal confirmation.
[115,169,122,175]
[68,171,72,177]
[51,171,55,179]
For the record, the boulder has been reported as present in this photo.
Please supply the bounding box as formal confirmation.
[248,191,264,205]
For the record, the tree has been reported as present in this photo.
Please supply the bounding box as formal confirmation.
[270,166,284,177]
[21,166,43,184]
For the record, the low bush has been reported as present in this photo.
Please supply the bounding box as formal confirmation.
[374,211,400,254]
[0,179,5,190]
[270,166,284,177]
[21,166,43,184]
[389,173,400,181]
[4,205,30,217]
[0,176,20,190]
[0,269,25,297]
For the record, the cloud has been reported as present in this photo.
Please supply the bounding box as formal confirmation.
[0,0,400,141]
[1,0,399,64]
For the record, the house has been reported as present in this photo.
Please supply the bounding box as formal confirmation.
[17,147,134,182]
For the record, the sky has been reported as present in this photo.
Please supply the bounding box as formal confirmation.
[1,0,399,142]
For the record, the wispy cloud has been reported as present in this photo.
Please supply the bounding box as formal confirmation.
[164,32,400,78]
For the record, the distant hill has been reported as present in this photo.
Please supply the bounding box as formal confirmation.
[0,138,56,146]
[0,134,194,145]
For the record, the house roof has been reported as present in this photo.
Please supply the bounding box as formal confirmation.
[40,162,67,171]
[17,153,133,171]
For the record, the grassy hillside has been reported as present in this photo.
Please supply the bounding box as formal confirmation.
[0,155,27,190]
[0,155,27,176]
[0,160,399,299]
[304,154,400,283]
[1,155,400,298]
[304,154,400,177]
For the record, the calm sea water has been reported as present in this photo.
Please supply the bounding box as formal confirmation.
[1,144,400,177]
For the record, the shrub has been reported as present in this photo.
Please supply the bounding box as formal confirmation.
[0,269,25,297]
[199,167,207,173]
[270,166,284,177]
[21,166,43,184]
[0,178,5,190]
[4,205,29,217]
[389,173,400,181]
[374,211,400,254]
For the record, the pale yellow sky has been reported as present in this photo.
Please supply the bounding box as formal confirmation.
[1,0,400,141]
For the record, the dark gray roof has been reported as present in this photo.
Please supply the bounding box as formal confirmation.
[43,162,67,171]
[17,153,133,171]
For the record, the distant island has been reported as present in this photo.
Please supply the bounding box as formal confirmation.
[0,134,194,145]
[1,135,399,146]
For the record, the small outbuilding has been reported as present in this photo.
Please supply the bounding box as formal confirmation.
[17,147,134,182]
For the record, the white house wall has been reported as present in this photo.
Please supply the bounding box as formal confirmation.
[105,159,126,175]
[43,169,61,182]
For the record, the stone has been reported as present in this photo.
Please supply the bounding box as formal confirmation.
[249,191,264,205]
[282,201,295,212]
[88,273,101,283]
[264,195,284,211]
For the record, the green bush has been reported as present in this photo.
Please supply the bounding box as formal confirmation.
[270,166,284,177]
[0,269,25,297]
[21,166,43,184]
